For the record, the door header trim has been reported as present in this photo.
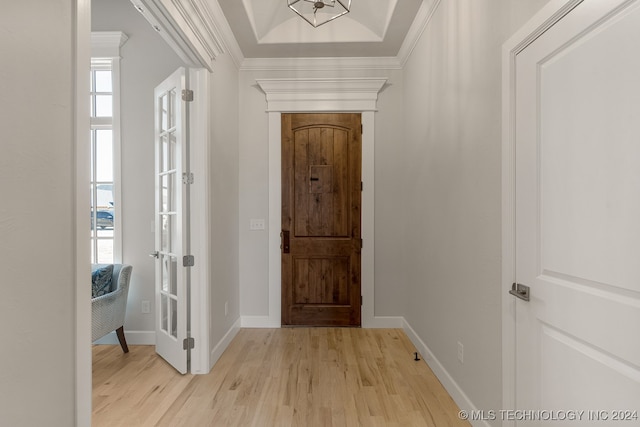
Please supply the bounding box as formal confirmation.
[256,78,387,112]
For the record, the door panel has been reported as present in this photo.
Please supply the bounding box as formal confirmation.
[282,113,361,326]
[154,68,189,374]
[293,127,350,237]
[514,0,640,423]
[293,257,350,305]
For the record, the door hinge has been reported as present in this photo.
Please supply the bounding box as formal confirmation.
[183,337,195,350]
[183,255,195,267]
[182,172,194,185]
[361,181,363,191]
[360,124,363,134]
[361,295,363,306]
[182,89,194,102]
[360,238,363,248]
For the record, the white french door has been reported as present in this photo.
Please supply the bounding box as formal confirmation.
[512,0,640,424]
[153,68,191,374]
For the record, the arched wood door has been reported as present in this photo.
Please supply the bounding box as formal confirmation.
[281,113,362,326]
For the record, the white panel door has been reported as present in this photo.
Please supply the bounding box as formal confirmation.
[154,68,190,374]
[515,0,640,425]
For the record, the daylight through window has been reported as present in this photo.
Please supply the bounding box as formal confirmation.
[90,59,118,263]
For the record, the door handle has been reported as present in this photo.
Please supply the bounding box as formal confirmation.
[149,251,159,259]
[509,282,530,301]
[281,230,290,254]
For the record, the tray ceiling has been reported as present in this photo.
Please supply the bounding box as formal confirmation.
[216,0,424,58]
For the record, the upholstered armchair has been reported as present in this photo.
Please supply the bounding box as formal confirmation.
[91,264,133,353]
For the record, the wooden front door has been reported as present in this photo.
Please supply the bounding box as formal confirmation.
[281,113,362,326]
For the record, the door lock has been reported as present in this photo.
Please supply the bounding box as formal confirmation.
[282,230,290,254]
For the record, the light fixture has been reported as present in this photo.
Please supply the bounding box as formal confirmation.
[288,0,351,28]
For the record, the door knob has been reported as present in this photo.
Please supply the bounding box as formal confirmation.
[509,283,530,301]
[149,251,159,258]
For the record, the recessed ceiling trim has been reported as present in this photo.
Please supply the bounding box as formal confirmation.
[241,0,262,44]
[219,0,420,58]
[258,16,382,45]
[379,0,399,40]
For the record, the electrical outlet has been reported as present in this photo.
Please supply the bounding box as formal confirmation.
[457,341,464,364]
[141,300,150,314]
[224,301,228,317]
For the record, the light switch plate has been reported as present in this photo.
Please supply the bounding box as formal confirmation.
[250,219,265,230]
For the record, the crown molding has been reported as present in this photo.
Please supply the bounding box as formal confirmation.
[396,0,442,68]
[130,0,243,71]
[171,0,225,59]
[204,0,245,69]
[91,31,129,58]
[256,77,387,112]
[241,56,402,72]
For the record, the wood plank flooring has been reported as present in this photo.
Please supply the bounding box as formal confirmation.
[93,328,470,427]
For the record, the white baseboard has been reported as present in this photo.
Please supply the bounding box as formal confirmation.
[240,315,281,328]
[402,319,490,427]
[209,318,241,371]
[239,315,404,329]
[364,315,404,328]
[93,330,156,346]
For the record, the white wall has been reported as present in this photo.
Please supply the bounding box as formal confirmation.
[209,52,241,347]
[92,0,185,339]
[238,69,270,317]
[400,0,549,418]
[0,1,80,425]
[237,67,405,321]
[372,71,407,317]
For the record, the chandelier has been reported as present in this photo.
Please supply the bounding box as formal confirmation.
[288,0,352,28]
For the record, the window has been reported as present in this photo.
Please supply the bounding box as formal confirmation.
[90,32,126,264]
[90,60,117,263]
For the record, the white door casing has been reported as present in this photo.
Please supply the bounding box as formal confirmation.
[254,78,388,329]
[154,67,190,374]
[505,0,640,425]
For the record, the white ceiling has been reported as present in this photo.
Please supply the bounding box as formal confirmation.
[215,0,424,58]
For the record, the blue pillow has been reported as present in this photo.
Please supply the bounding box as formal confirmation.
[92,265,114,298]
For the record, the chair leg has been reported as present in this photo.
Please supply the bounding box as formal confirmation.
[115,326,129,353]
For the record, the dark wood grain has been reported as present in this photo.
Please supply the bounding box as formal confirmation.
[282,113,362,326]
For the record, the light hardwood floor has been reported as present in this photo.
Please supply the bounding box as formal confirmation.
[93,328,470,427]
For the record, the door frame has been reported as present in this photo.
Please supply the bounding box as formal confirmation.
[76,8,213,423]
[76,0,227,421]
[501,0,584,419]
[254,78,393,328]
[76,2,92,425]
[187,68,211,374]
